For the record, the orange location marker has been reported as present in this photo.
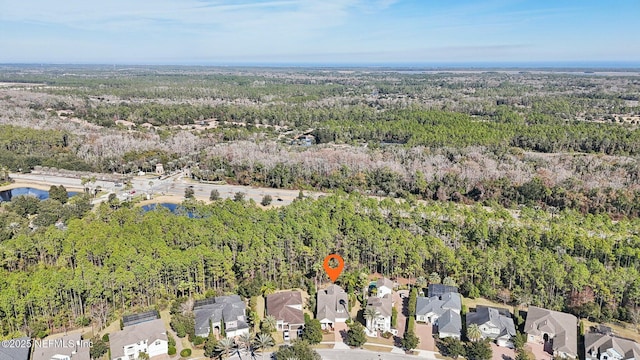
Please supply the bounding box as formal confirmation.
[323,254,345,283]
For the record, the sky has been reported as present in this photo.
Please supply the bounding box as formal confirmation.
[1,0,639,65]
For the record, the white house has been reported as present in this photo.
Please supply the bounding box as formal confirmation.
[376,278,394,298]
[110,319,168,360]
[366,294,393,333]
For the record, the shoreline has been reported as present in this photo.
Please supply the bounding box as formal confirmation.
[0,181,84,193]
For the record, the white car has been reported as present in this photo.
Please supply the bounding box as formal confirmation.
[283,330,290,342]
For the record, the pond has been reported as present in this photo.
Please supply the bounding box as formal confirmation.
[141,203,179,212]
[141,203,197,218]
[0,187,78,202]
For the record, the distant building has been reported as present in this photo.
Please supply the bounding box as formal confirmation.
[110,318,168,360]
[194,295,250,338]
[155,163,164,175]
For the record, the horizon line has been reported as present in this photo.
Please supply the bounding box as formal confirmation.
[2,60,640,70]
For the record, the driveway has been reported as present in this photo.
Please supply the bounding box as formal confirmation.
[415,323,435,351]
[527,342,552,360]
[392,290,408,338]
[491,343,515,360]
[334,322,349,346]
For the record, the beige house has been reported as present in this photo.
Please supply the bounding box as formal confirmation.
[524,306,578,358]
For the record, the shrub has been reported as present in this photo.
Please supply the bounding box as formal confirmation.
[261,194,273,206]
[168,346,176,356]
[102,333,110,342]
[233,192,245,202]
[209,189,220,201]
[382,331,393,339]
[193,336,205,346]
[180,348,192,357]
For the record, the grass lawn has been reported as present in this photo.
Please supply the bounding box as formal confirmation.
[313,344,335,349]
[363,344,393,352]
[254,295,265,332]
[98,318,122,338]
[366,336,395,346]
[322,332,335,342]
[583,319,640,342]
[463,297,512,311]
[159,309,191,350]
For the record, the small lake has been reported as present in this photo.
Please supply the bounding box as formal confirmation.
[141,203,197,218]
[141,203,179,212]
[0,187,78,202]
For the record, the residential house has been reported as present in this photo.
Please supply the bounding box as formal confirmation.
[585,332,640,360]
[194,295,250,338]
[366,294,393,333]
[416,292,462,323]
[466,306,516,348]
[427,284,458,298]
[415,292,462,339]
[31,334,90,360]
[0,336,30,360]
[110,318,168,360]
[316,284,349,330]
[266,291,305,338]
[524,306,578,359]
[376,278,394,298]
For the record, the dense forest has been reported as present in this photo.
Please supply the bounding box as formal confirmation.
[1,66,640,338]
[0,194,639,338]
[1,67,640,218]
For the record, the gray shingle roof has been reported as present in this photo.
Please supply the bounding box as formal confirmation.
[416,292,462,317]
[366,294,393,317]
[31,334,90,360]
[194,295,248,336]
[376,278,394,291]
[585,333,640,360]
[438,309,462,336]
[110,318,167,359]
[466,306,516,340]
[0,336,30,360]
[316,284,348,322]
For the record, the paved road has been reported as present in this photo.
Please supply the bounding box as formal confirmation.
[317,348,415,359]
[8,172,323,206]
